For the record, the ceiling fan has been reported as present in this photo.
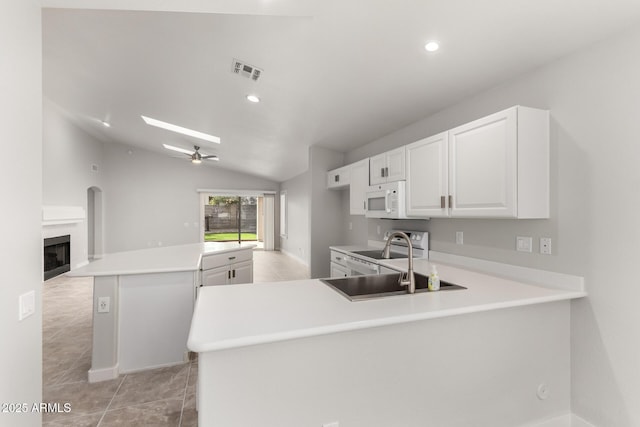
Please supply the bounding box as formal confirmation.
[162,144,219,164]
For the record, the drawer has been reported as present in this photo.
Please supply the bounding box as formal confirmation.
[330,250,348,268]
[201,249,253,270]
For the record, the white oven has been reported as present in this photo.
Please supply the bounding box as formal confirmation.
[365,181,407,219]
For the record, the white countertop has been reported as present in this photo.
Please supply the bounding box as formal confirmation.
[187,259,586,353]
[67,242,256,277]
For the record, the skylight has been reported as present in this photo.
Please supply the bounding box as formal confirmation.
[142,116,221,144]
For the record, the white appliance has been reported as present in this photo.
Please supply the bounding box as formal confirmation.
[330,230,429,277]
[365,181,407,219]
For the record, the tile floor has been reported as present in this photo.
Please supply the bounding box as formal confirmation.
[43,249,309,426]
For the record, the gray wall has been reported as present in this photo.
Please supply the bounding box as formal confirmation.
[280,167,311,265]
[101,141,280,253]
[344,23,640,427]
[42,101,280,257]
[308,146,344,278]
[0,1,43,425]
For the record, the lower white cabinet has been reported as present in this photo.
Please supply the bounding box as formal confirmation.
[330,262,349,278]
[200,249,254,289]
[202,260,253,286]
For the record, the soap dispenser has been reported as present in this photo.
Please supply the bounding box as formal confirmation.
[428,265,440,291]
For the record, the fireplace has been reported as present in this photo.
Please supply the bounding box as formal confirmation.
[44,235,70,280]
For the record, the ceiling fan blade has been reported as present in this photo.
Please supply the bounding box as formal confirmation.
[201,155,219,161]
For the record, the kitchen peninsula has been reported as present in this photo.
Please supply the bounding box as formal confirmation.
[188,254,586,427]
[68,242,255,383]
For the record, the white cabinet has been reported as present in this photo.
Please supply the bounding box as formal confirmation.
[406,132,449,217]
[327,166,350,189]
[449,106,548,218]
[369,147,405,185]
[406,106,549,219]
[330,262,349,278]
[200,249,253,287]
[349,159,369,215]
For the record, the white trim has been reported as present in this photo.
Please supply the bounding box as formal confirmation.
[42,205,85,226]
[521,413,597,427]
[429,251,585,292]
[88,364,119,383]
[196,189,277,196]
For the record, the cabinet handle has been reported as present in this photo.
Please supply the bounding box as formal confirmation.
[232,269,236,278]
[380,167,385,177]
[385,167,389,177]
[228,256,236,260]
[448,195,453,208]
[441,196,446,209]
[228,271,231,279]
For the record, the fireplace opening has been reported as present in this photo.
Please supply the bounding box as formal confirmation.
[44,235,70,280]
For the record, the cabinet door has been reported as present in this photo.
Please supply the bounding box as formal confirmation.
[369,153,387,185]
[449,107,517,217]
[230,260,253,284]
[330,262,349,278]
[406,132,449,217]
[349,159,369,215]
[327,166,350,189]
[201,266,229,286]
[385,147,406,182]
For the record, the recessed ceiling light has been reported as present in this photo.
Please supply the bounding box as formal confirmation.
[424,41,440,52]
[142,116,221,144]
[101,120,111,128]
[246,95,260,103]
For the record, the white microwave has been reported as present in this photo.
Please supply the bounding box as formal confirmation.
[365,181,408,219]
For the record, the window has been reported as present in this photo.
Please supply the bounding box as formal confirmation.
[280,191,287,238]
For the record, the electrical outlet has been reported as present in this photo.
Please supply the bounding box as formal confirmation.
[98,297,110,313]
[540,237,552,255]
[516,236,532,253]
[456,231,463,245]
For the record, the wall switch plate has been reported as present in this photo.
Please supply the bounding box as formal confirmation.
[516,236,532,253]
[540,237,552,255]
[19,290,35,321]
[98,297,110,313]
[456,231,463,245]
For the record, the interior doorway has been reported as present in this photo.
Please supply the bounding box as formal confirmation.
[200,191,275,250]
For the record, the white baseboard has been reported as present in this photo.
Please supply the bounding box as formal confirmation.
[524,413,597,427]
[88,364,119,383]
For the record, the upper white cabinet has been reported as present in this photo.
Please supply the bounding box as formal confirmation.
[369,147,405,185]
[406,106,549,219]
[327,166,350,189]
[327,159,369,216]
[349,159,369,215]
[406,132,449,217]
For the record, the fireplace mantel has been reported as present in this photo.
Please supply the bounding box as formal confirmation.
[42,205,85,226]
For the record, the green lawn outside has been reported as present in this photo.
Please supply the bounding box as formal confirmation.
[204,232,257,242]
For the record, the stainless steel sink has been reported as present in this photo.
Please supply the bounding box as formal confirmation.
[321,273,466,301]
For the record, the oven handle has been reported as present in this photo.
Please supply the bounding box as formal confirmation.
[385,189,392,213]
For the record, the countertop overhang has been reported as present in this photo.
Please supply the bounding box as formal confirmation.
[187,257,586,353]
[67,242,256,277]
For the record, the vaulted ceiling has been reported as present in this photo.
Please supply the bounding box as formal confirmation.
[42,0,640,181]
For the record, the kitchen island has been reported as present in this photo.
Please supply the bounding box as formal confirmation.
[68,242,255,382]
[188,253,586,427]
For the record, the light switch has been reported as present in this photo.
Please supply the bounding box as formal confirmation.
[516,236,532,253]
[19,291,35,321]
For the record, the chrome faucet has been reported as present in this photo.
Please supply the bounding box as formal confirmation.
[381,231,415,293]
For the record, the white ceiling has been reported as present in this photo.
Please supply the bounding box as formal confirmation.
[42,0,640,182]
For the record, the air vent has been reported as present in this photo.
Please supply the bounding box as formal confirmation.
[231,58,263,81]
